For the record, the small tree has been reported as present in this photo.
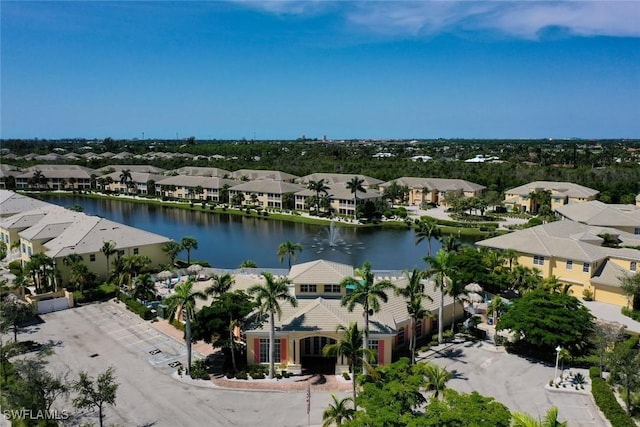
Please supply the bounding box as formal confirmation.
[0,299,35,342]
[607,336,640,415]
[276,241,303,269]
[181,237,198,265]
[73,367,118,427]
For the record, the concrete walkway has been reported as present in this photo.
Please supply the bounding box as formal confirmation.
[582,301,640,333]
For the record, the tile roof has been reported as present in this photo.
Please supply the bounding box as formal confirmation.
[156,175,241,188]
[289,260,354,284]
[229,179,305,194]
[380,177,486,192]
[505,181,599,198]
[165,167,232,177]
[231,169,299,181]
[297,173,383,187]
[0,191,52,217]
[556,201,640,228]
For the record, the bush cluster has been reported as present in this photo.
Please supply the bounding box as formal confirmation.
[118,293,155,320]
[589,367,636,427]
[189,360,210,380]
[621,307,640,322]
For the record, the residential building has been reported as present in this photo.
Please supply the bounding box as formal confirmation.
[297,173,383,189]
[0,164,20,189]
[555,200,640,235]
[378,177,486,206]
[155,175,241,201]
[243,260,459,373]
[99,171,165,195]
[294,184,382,217]
[231,169,299,182]
[228,179,305,208]
[15,165,97,190]
[503,181,599,213]
[477,220,640,307]
[164,166,232,178]
[0,190,52,218]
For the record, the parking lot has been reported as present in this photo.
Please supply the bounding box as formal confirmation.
[421,340,609,426]
[8,301,338,427]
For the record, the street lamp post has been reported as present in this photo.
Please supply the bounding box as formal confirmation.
[554,345,561,384]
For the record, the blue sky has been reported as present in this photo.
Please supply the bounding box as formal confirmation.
[2,1,639,140]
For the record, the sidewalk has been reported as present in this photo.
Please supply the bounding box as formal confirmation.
[150,317,215,356]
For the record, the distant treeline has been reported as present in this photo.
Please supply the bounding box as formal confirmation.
[2,138,639,203]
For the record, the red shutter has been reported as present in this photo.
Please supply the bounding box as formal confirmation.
[280,339,287,364]
[378,340,385,365]
[254,338,260,364]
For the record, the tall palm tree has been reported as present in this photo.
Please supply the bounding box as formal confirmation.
[446,277,467,333]
[487,295,506,326]
[277,241,303,269]
[70,263,90,294]
[439,235,461,253]
[164,278,207,375]
[322,323,376,410]
[502,248,520,270]
[205,273,235,297]
[115,254,151,291]
[415,218,440,258]
[396,268,432,364]
[101,241,117,279]
[322,394,355,427]
[307,179,330,215]
[181,236,198,265]
[345,176,366,219]
[248,272,297,379]
[424,249,455,344]
[119,169,132,194]
[340,261,394,373]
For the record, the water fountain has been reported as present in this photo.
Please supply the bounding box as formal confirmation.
[311,221,364,254]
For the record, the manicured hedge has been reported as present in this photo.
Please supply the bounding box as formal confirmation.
[589,367,636,427]
[118,293,155,320]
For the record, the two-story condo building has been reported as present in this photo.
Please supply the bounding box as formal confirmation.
[503,181,599,213]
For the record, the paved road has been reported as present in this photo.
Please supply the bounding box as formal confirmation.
[420,341,608,427]
[8,302,339,427]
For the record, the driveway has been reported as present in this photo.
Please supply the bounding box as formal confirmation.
[4,301,340,427]
[420,341,609,427]
[582,300,640,333]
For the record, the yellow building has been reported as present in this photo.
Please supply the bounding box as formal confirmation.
[378,177,486,206]
[155,175,241,201]
[294,184,382,217]
[503,181,599,213]
[243,260,460,374]
[477,220,640,307]
[555,200,640,236]
[228,179,306,209]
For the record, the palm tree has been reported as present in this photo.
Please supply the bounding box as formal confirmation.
[132,273,156,303]
[322,323,376,410]
[277,241,303,269]
[248,272,297,379]
[30,169,45,189]
[439,235,461,253]
[164,278,207,375]
[181,236,198,265]
[101,241,117,279]
[322,394,355,427]
[119,169,132,194]
[424,249,455,344]
[502,248,520,270]
[487,295,506,326]
[307,179,330,215]
[345,176,366,219]
[205,273,235,297]
[396,268,432,364]
[162,241,183,266]
[69,263,90,294]
[446,277,467,333]
[415,218,440,258]
[424,363,452,399]
[340,261,394,373]
[114,254,151,291]
[512,407,567,427]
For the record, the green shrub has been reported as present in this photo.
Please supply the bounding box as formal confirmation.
[118,293,155,320]
[251,371,265,380]
[225,372,235,379]
[589,367,636,427]
[582,288,594,301]
[171,319,185,332]
[342,372,351,381]
[189,360,210,380]
[621,307,640,322]
[235,371,248,380]
[275,373,282,380]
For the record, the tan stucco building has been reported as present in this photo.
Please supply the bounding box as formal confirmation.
[379,177,486,206]
[503,181,599,213]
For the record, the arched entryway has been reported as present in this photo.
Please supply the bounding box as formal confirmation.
[300,336,337,374]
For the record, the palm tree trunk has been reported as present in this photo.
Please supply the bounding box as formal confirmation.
[450,298,456,333]
[230,328,237,372]
[269,311,275,379]
[438,284,444,344]
[351,361,357,411]
[363,305,369,375]
[185,313,192,375]
[410,317,415,364]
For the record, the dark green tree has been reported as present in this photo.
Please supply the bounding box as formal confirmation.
[181,236,198,264]
[73,367,118,427]
[277,241,303,269]
[496,289,594,359]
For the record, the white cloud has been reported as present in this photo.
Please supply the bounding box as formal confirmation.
[233,1,640,39]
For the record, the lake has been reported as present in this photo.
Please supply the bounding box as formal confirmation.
[43,195,445,270]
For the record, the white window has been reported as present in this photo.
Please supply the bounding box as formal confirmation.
[300,284,317,293]
[566,260,573,270]
[533,255,545,266]
[583,263,590,273]
[631,261,637,272]
[259,339,280,364]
